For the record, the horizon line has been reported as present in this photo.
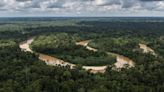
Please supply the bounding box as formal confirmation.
[0,16,164,18]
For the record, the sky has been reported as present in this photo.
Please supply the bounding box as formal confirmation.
[0,0,164,17]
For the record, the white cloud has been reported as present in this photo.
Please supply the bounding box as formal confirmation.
[0,0,164,16]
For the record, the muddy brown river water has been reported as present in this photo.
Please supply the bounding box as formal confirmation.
[20,38,135,73]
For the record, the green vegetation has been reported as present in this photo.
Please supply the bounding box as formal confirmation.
[0,40,16,47]
[0,17,164,92]
[88,37,159,64]
[31,33,116,66]
[31,33,76,53]
[89,37,138,55]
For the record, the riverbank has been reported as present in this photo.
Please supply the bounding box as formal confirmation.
[20,38,135,73]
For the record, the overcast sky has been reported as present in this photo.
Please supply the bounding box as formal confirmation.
[0,0,164,17]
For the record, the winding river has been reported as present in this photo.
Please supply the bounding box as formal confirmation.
[76,40,135,69]
[19,38,135,73]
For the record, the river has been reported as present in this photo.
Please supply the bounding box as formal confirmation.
[19,38,135,73]
[76,40,135,69]
[19,38,108,73]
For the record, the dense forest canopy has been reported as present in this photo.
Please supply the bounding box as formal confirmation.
[0,17,164,92]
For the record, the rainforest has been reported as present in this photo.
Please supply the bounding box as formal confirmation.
[0,17,164,92]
